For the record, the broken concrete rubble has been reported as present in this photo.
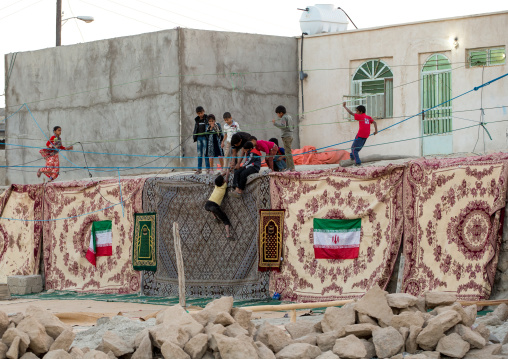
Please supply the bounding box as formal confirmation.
[4,289,508,359]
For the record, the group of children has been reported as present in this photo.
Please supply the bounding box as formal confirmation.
[202,105,296,239]
[205,102,378,239]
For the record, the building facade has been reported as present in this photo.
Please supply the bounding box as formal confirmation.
[298,11,508,158]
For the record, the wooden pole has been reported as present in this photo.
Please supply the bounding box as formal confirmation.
[241,299,354,312]
[173,222,186,308]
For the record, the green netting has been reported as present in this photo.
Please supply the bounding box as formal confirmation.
[11,291,282,308]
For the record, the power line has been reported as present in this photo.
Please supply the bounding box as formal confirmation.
[102,0,185,28]
[76,0,165,29]
[0,0,43,22]
[133,0,233,32]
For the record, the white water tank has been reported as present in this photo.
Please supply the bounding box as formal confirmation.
[299,4,349,35]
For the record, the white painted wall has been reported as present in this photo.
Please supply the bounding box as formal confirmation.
[298,11,508,157]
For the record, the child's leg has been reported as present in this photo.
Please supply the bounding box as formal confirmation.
[238,167,258,191]
[196,137,205,172]
[219,156,224,169]
[223,142,231,169]
[233,168,244,189]
[282,137,295,171]
[351,136,367,165]
[209,158,214,170]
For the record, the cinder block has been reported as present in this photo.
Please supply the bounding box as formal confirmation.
[25,275,42,287]
[31,285,43,293]
[8,286,32,295]
[6,275,24,287]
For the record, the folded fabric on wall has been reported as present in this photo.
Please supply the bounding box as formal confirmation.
[402,155,508,300]
[258,209,284,271]
[269,166,405,302]
[43,179,145,293]
[292,146,350,165]
[0,184,43,282]
[142,173,271,299]
[132,213,157,272]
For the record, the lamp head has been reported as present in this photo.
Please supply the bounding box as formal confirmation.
[77,16,94,23]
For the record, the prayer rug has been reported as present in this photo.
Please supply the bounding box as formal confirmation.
[43,178,145,293]
[258,209,285,271]
[132,213,157,272]
[0,184,43,282]
[402,155,508,300]
[269,166,405,302]
[86,220,113,266]
[142,173,271,299]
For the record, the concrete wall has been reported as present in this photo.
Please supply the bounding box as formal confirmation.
[298,12,508,157]
[178,29,299,168]
[4,28,298,184]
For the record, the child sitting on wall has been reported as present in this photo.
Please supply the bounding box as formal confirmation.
[248,136,278,171]
[342,102,378,166]
[204,173,234,240]
[269,138,287,172]
[231,141,261,198]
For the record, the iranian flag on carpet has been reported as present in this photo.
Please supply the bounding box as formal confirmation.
[86,220,113,266]
[313,218,361,259]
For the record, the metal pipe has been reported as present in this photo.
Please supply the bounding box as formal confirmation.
[300,33,308,113]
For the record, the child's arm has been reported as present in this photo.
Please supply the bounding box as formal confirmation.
[372,121,378,135]
[343,102,354,116]
[272,116,286,129]
[222,133,227,148]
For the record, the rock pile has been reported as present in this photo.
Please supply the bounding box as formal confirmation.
[3,286,508,358]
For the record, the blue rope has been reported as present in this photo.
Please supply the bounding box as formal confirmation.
[118,169,124,217]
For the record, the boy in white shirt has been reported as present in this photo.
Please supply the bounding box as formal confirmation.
[221,112,241,173]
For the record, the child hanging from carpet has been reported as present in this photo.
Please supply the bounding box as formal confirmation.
[37,126,73,181]
[342,102,378,166]
[205,114,224,173]
[248,136,278,171]
[231,141,261,198]
[204,172,234,240]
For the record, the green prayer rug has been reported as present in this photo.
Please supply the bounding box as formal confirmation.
[132,213,157,271]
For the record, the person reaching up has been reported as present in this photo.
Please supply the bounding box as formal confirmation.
[343,102,378,166]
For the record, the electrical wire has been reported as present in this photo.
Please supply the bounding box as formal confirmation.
[0,0,43,21]
[133,0,233,32]
[75,0,165,29]
[66,0,86,43]
[102,0,185,28]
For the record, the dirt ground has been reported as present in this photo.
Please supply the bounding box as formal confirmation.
[0,297,317,328]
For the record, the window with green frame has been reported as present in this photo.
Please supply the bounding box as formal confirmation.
[351,59,393,118]
[468,47,506,67]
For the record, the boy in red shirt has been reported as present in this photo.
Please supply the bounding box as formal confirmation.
[248,136,278,171]
[343,103,378,165]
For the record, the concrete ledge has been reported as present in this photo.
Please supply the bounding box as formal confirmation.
[7,275,43,295]
[0,283,10,300]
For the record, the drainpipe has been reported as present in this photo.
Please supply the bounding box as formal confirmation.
[300,32,308,114]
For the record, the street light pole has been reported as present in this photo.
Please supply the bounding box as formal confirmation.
[56,0,62,46]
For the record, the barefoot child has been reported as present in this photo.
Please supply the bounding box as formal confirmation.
[204,173,234,240]
[342,102,378,165]
[37,126,73,181]
[205,114,224,173]
[231,141,261,197]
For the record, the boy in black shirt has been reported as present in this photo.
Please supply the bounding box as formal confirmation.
[231,141,261,198]
[230,131,251,170]
[193,106,210,174]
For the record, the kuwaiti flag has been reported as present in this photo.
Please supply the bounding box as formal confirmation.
[313,218,361,259]
[85,220,113,266]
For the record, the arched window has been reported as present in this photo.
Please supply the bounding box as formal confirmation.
[349,60,393,118]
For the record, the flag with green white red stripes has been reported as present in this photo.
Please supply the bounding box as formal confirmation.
[85,220,113,266]
[313,218,361,259]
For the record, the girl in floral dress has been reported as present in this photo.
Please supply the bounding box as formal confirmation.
[37,126,73,181]
[205,114,224,173]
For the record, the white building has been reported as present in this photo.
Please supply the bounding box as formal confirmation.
[298,10,508,157]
